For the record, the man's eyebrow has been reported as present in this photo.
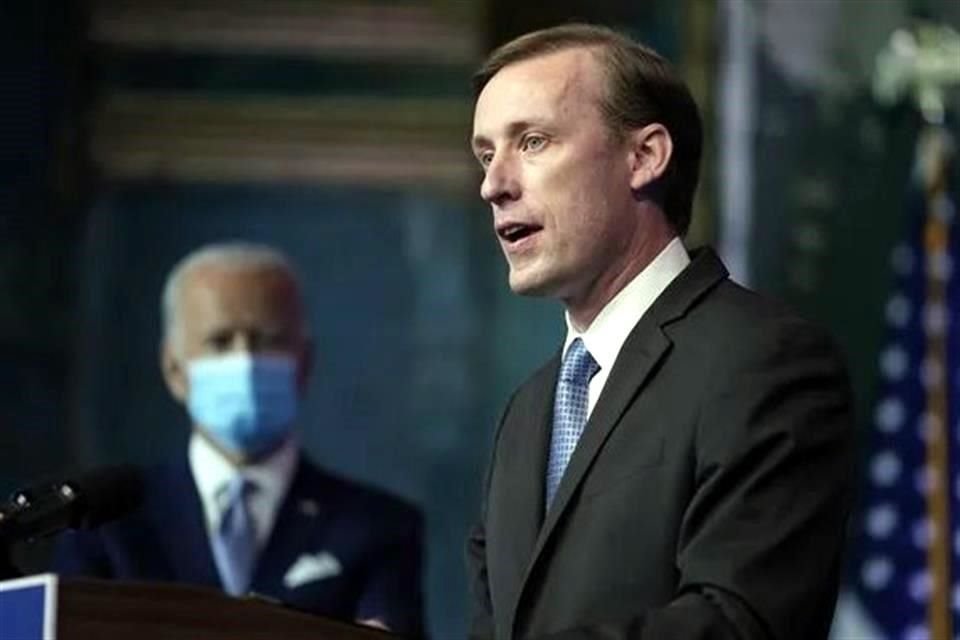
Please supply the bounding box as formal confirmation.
[470,134,493,152]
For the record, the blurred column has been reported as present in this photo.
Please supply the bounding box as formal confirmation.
[717,0,757,286]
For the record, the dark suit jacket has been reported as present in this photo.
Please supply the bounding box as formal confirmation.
[468,248,855,640]
[54,455,425,636]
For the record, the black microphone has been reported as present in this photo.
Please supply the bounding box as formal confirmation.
[0,465,143,544]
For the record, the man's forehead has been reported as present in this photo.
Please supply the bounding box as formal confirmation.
[473,47,605,133]
[186,263,292,290]
[489,48,602,93]
[178,265,300,314]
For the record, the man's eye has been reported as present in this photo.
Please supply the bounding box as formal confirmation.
[262,333,289,348]
[521,135,547,152]
[208,334,232,351]
[478,151,494,167]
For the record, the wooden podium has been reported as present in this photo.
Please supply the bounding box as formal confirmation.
[1,575,403,639]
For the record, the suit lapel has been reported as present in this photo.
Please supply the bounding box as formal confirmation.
[152,459,221,587]
[496,357,558,600]
[506,321,671,635]
[252,457,332,591]
[540,324,671,539]
[507,248,729,633]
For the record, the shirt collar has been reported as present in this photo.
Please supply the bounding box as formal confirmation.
[563,237,690,369]
[188,431,299,530]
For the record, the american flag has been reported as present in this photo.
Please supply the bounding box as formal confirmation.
[851,126,959,640]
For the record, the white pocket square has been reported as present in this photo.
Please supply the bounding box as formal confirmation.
[283,552,342,589]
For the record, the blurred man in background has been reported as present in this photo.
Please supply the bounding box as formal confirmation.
[467,24,854,640]
[55,241,424,634]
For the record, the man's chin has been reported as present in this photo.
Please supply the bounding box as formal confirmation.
[507,269,556,298]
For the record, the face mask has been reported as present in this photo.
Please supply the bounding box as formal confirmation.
[186,353,299,458]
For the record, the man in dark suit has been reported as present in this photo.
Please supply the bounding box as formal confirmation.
[54,241,424,635]
[467,24,854,640]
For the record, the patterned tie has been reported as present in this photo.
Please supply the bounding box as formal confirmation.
[211,476,257,596]
[545,338,600,509]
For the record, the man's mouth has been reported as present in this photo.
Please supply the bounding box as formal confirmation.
[497,222,543,245]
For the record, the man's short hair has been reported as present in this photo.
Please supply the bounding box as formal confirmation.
[161,241,307,348]
[473,23,703,236]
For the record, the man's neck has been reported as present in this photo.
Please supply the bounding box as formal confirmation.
[565,233,677,332]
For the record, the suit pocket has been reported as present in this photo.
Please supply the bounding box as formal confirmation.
[579,436,664,499]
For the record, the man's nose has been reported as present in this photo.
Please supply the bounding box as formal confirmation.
[229,332,257,353]
[480,152,521,206]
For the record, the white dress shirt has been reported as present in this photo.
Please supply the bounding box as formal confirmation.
[188,432,299,549]
[563,237,690,417]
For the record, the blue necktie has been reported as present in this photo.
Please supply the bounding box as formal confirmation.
[211,476,257,596]
[545,338,600,509]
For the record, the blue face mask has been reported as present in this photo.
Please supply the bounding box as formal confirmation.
[186,353,299,458]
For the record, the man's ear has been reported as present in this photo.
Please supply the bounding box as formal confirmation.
[627,123,673,191]
[161,339,188,405]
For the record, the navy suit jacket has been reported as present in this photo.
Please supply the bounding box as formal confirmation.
[53,455,425,636]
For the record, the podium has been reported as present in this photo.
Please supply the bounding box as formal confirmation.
[0,574,399,639]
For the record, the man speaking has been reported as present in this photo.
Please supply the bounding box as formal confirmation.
[467,24,854,640]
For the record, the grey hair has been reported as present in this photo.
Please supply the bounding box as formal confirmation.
[161,241,308,349]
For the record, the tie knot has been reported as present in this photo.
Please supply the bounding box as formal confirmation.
[560,338,599,385]
[218,476,254,510]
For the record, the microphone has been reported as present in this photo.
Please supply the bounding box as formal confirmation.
[0,465,143,544]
